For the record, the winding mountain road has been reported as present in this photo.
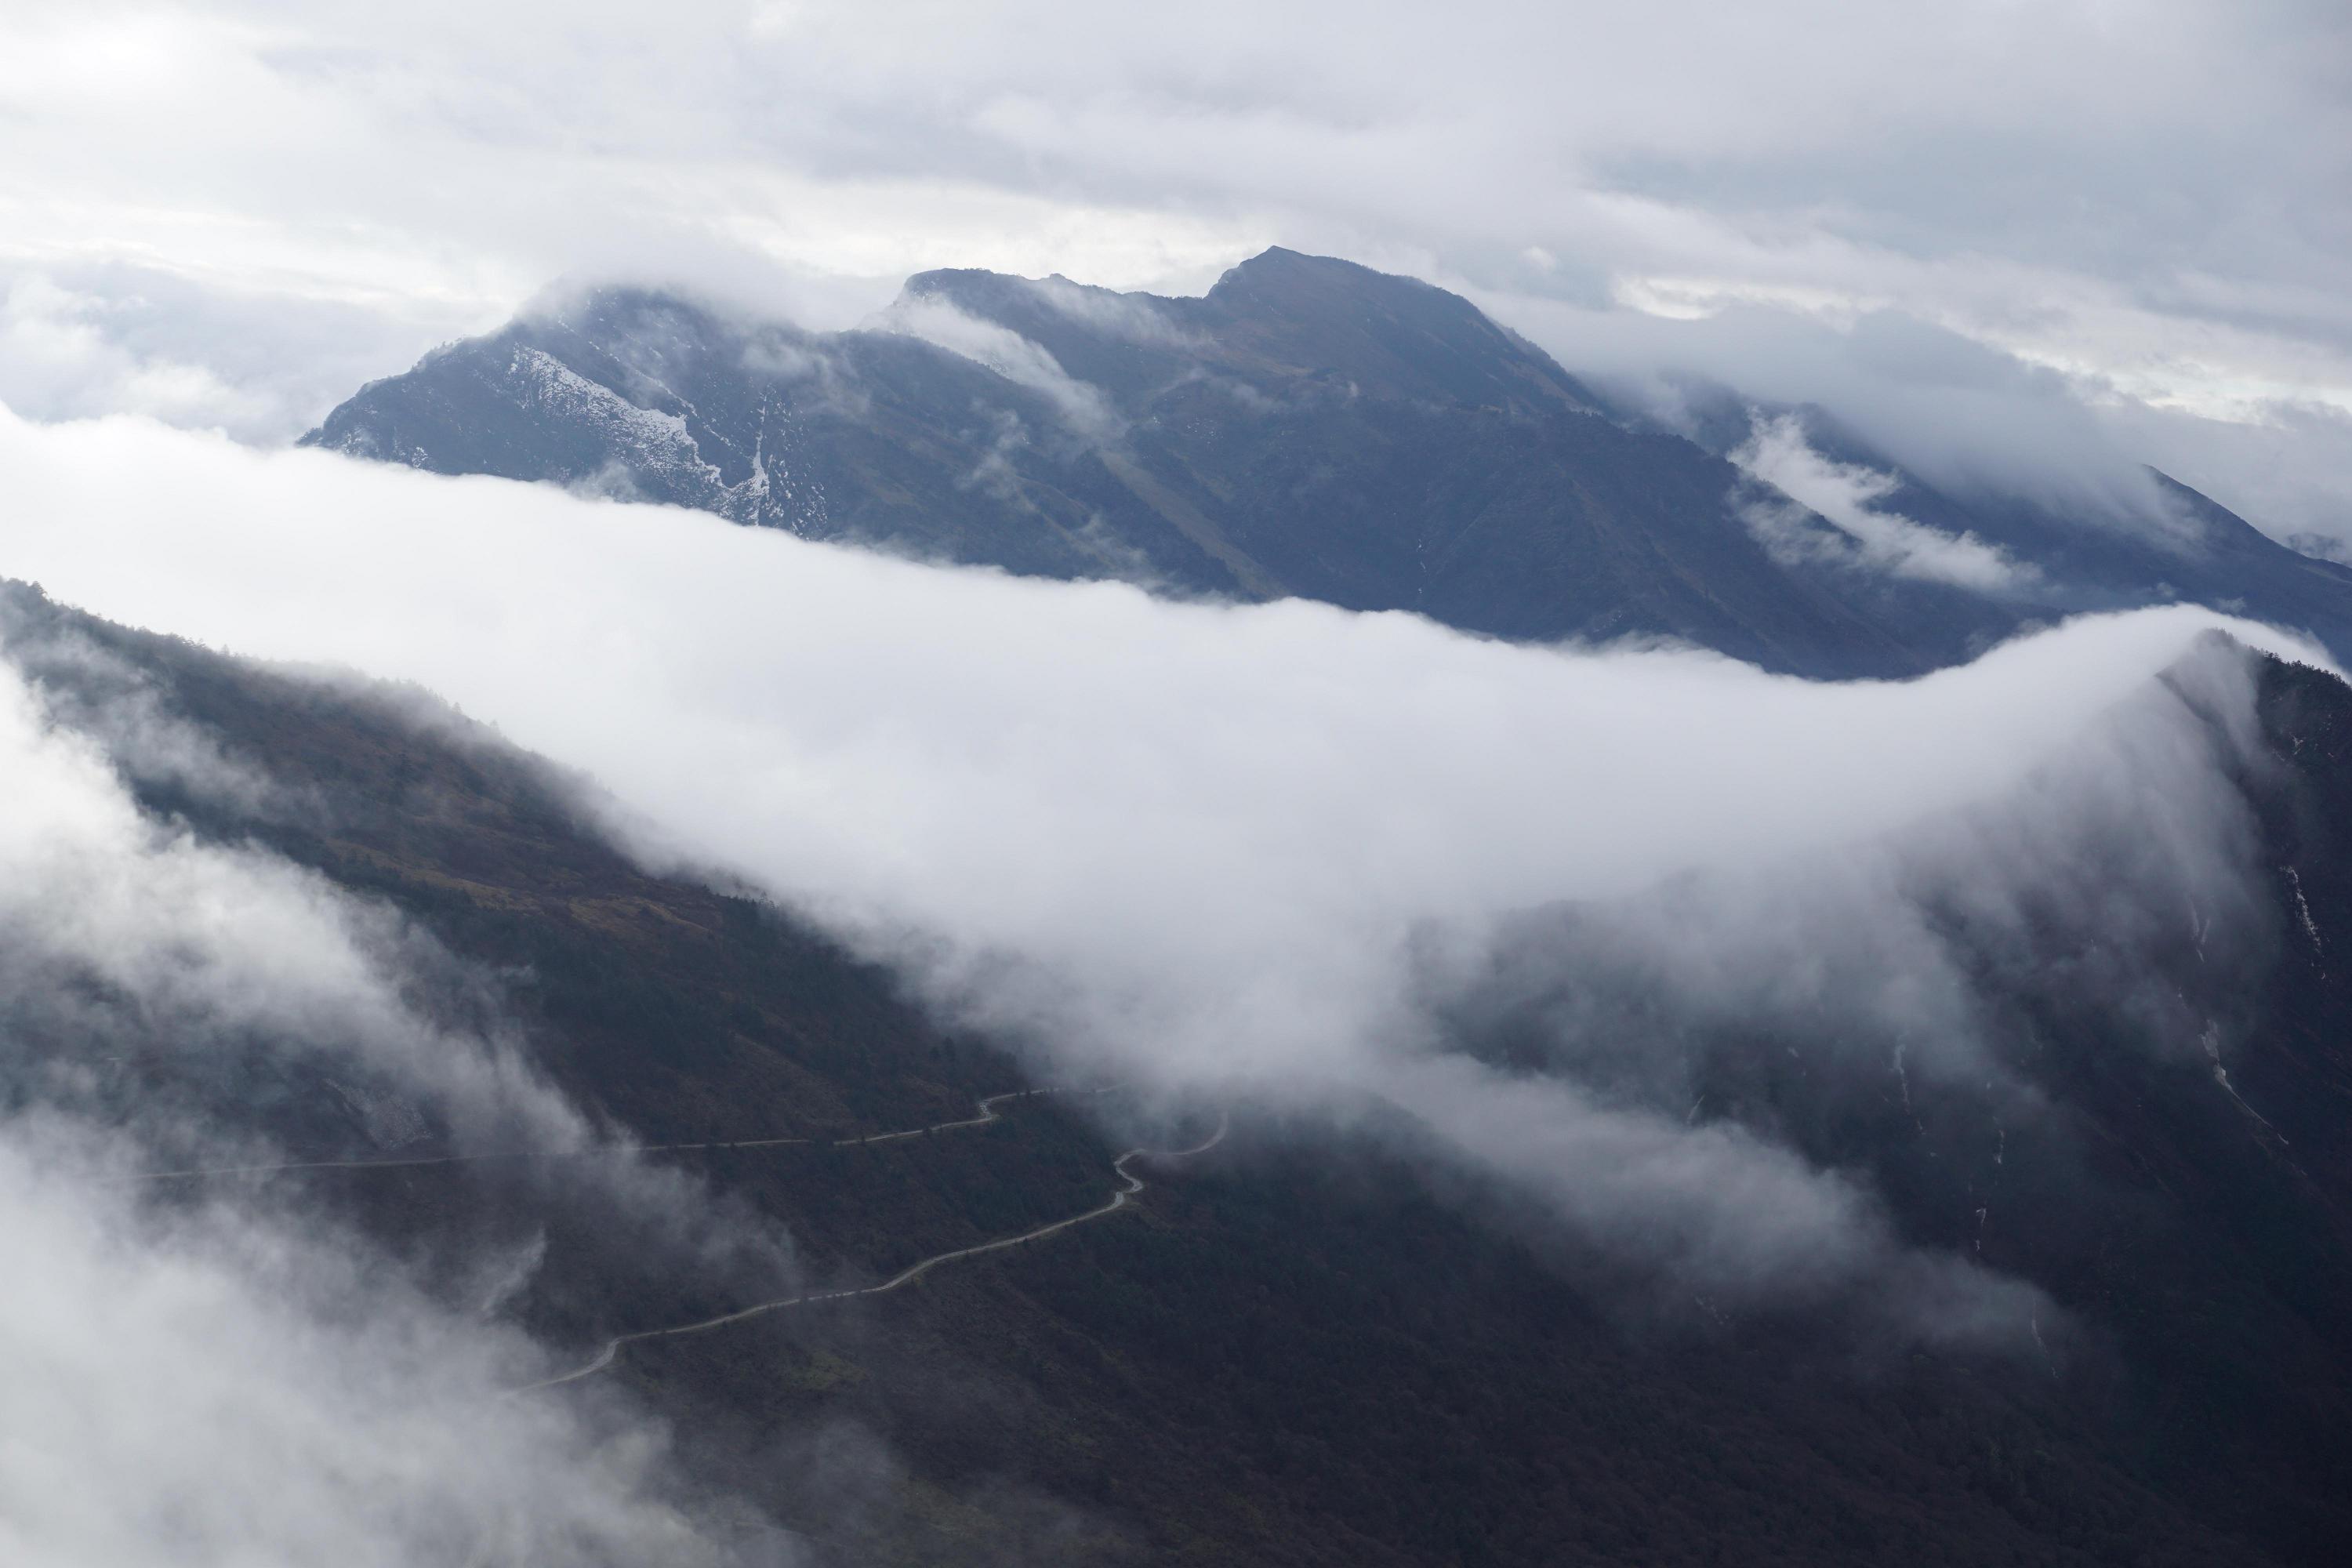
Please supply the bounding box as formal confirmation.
[116,1084,1229,1397]
[120,1086,1095,1183]
[512,1109,1230,1394]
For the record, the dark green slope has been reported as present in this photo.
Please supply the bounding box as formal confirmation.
[12,581,2352,1563]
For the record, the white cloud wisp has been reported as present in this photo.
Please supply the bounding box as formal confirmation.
[1731,412,2034,591]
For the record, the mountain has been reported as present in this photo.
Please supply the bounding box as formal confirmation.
[303,248,2352,677]
[298,252,1986,677]
[1655,383,2352,662]
[13,577,2352,1565]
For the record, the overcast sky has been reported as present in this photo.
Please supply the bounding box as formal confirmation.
[0,0,2347,540]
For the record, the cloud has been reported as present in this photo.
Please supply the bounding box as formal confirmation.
[0,1123,743,1568]
[866,294,1122,440]
[1475,287,2352,557]
[0,271,271,433]
[2102,394,2352,553]
[0,642,555,1155]
[0,2,2345,548]
[1,592,810,1288]
[1023,274,1196,346]
[0,628,805,1564]
[1374,1053,2049,1341]
[1,408,2329,1338]
[1490,293,2187,521]
[4,615,299,818]
[1731,412,2036,591]
[0,261,484,444]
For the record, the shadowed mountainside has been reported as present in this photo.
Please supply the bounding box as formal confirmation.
[8,579,2352,1564]
[305,249,2352,677]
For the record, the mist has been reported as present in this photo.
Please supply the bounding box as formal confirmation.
[0,629,816,1564]
[0,405,2330,1338]
[0,404,2324,1335]
[1729,411,2035,590]
[7,1,2347,554]
[0,1123,750,1567]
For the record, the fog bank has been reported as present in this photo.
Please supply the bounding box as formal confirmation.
[2,407,2328,1334]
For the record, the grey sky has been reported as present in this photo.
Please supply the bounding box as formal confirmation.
[0,1,2345,537]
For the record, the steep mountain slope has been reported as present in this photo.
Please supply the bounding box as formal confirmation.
[11,579,2352,1564]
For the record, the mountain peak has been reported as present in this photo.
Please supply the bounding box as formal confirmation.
[898,265,1022,303]
[1209,245,1397,294]
[885,249,1596,416]
[1197,248,1599,416]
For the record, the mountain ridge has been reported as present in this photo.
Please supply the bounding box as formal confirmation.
[13,575,2352,1563]
[303,248,2352,677]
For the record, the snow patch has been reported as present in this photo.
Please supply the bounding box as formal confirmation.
[506,347,726,496]
[2285,864,2323,960]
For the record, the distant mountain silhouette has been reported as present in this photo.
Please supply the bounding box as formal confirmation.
[306,248,2352,675]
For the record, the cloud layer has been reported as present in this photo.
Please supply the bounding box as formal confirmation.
[2,409,2328,1338]
[0,633,795,1566]
[0,1128,732,1567]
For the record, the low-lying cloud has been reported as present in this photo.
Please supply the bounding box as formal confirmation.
[1730,412,2034,591]
[0,641,558,1156]
[0,631,806,1564]
[0,1124,738,1568]
[1,405,2329,1342]
[868,294,1122,440]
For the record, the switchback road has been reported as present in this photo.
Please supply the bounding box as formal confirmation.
[513,1109,1230,1394]
[121,1085,1099,1183]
